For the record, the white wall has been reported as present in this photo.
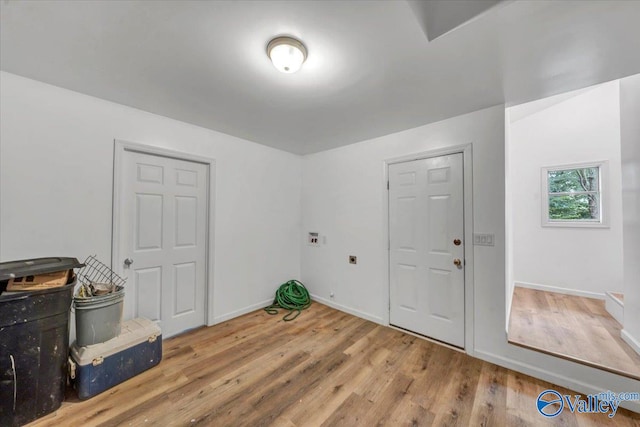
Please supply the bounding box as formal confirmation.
[301,106,506,329]
[0,72,301,324]
[620,73,640,355]
[507,82,623,297]
[301,104,640,411]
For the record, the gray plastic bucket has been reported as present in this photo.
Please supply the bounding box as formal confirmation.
[74,289,124,346]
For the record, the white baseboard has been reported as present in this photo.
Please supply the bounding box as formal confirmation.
[211,298,273,325]
[506,287,513,335]
[621,329,640,357]
[475,349,640,414]
[515,281,605,300]
[211,294,386,326]
[311,294,384,325]
[605,292,625,324]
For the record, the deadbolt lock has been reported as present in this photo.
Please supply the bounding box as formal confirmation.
[453,239,461,246]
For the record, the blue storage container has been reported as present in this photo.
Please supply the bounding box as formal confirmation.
[69,318,162,400]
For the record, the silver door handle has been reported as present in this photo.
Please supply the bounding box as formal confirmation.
[124,258,134,266]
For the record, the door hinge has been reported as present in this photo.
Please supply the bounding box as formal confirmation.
[387,181,389,190]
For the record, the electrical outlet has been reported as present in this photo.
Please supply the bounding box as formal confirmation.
[349,255,357,264]
[308,232,320,246]
[473,233,495,246]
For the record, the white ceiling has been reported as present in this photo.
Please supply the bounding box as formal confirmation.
[1,1,639,154]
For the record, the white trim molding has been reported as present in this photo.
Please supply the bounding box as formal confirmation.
[514,281,605,300]
[541,160,610,228]
[214,298,273,324]
[605,292,624,325]
[621,329,640,357]
[311,294,385,325]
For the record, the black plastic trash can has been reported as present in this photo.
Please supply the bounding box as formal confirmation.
[0,258,82,426]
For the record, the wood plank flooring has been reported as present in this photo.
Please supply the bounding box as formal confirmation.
[28,302,640,426]
[508,286,640,380]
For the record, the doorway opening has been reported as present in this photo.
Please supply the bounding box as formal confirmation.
[505,78,640,379]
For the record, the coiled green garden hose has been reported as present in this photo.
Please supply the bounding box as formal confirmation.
[264,280,311,321]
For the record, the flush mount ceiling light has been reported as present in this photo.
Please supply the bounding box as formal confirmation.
[267,36,307,74]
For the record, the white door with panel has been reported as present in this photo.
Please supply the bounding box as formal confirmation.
[389,153,465,347]
[118,149,208,338]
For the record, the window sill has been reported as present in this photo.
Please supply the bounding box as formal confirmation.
[542,221,610,229]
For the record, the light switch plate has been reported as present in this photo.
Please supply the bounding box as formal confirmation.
[473,233,495,246]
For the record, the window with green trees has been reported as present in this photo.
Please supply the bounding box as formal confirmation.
[542,161,608,227]
[547,167,600,221]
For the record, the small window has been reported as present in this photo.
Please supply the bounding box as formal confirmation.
[541,161,609,227]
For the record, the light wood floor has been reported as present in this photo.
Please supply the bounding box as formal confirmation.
[509,286,640,380]
[29,302,639,426]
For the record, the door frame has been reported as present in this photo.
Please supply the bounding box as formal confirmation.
[384,143,474,354]
[112,139,217,328]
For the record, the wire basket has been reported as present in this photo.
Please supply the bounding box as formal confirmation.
[75,255,126,299]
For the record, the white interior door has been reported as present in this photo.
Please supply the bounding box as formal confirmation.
[389,153,465,347]
[118,149,208,337]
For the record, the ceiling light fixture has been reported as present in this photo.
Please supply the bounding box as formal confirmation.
[267,36,307,74]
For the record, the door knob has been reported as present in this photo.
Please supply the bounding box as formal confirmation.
[453,258,462,267]
[124,258,134,266]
